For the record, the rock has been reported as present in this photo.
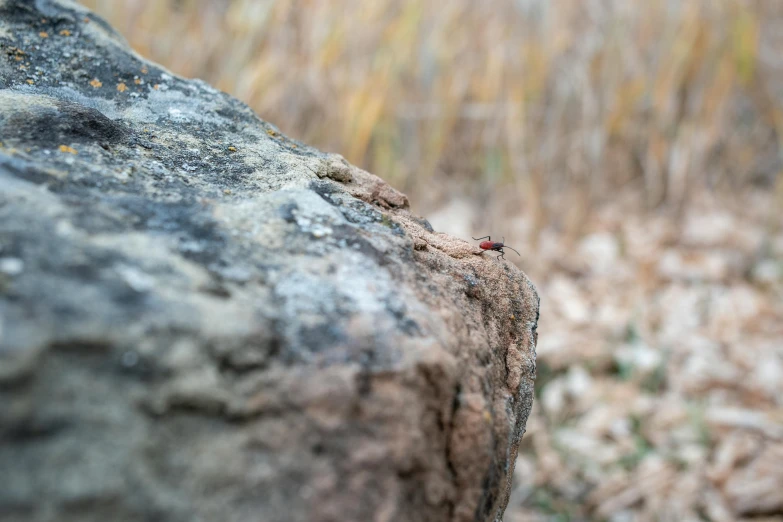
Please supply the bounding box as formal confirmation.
[0,2,539,521]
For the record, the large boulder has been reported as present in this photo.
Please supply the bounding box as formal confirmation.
[0,1,539,521]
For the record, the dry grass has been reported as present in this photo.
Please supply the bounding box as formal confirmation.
[82,1,781,220]
[80,1,783,520]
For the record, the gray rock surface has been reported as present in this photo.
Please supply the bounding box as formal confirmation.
[0,1,539,521]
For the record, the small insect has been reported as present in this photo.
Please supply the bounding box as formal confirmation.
[472,235,521,260]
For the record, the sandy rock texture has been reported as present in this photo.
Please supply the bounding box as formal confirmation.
[0,1,539,521]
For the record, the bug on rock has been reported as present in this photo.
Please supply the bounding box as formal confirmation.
[472,236,521,260]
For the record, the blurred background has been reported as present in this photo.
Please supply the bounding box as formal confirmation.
[81,0,783,520]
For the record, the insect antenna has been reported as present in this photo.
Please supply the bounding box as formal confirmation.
[504,245,521,256]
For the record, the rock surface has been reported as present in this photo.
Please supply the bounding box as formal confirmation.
[0,2,539,521]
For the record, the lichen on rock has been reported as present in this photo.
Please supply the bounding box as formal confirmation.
[0,2,539,521]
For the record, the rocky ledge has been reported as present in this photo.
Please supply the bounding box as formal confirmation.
[0,1,538,521]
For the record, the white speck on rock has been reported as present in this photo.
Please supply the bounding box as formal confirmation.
[311,226,333,238]
[0,257,24,276]
[117,265,155,292]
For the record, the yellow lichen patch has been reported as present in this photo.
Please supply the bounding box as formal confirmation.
[38,31,49,38]
[116,82,127,92]
[266,129,278,137]
[59,29,72,37]
[152,84,160,90]
[89,78,102,88]
[58,145,78,155]
[25,79,34,85]
[223,189,232,195]
[134,77,142,85]
[227,146,237,152]
[7,47,26,61]
[141,66,148,74]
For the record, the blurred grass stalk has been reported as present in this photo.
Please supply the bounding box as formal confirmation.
[83,0,782,232]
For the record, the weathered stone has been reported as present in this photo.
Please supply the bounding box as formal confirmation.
[0,1,539,521]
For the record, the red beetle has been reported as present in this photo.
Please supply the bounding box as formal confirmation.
[472,235,521,260]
